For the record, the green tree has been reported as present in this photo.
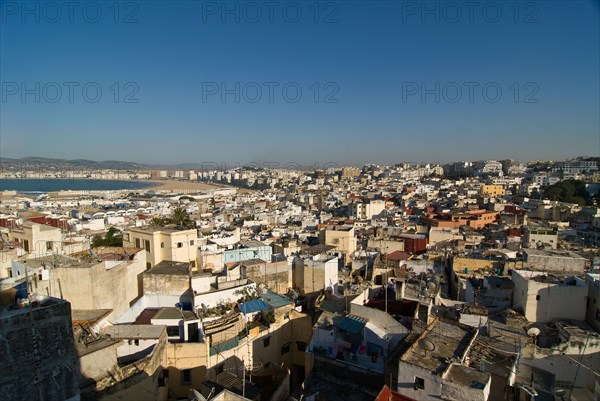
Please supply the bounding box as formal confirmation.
[168,207,194,228]
[544,179,591,205]
[149,216,165,227]
[91,227,123,247]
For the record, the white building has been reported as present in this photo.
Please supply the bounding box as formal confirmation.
[511,270,588,323]
[396,319,490,401]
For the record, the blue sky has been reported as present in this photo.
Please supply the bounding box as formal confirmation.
[1,0,599,166]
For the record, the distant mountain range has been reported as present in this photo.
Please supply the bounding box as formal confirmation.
[0,157,150,169]
[0,157,214,170]
[0,157,275,170]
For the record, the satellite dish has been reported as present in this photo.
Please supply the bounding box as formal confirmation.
[418,339,435,353]
[324,317,334,327]
[427,281,437,291]
[527,327,541,337]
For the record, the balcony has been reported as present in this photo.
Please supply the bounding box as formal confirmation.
[307,337,385,373]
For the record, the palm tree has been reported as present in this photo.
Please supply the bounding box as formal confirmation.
[149,216,165,227]
[168,207,194,228]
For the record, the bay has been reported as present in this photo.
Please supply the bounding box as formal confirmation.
[0,179,157,193]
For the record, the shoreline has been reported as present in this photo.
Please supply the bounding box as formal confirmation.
[0,177,243,193]
[143,179,231,191]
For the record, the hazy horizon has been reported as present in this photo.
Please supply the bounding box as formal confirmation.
[1,154,599,170]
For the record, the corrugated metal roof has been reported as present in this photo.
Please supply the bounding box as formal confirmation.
[239,299,270,315]
[335,314,367,334]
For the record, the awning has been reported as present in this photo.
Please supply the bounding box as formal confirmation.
[335,314,367,334]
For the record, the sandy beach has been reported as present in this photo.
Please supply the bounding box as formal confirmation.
[144,180,256,193]
[144,180,233,191]
[0,177,253,194]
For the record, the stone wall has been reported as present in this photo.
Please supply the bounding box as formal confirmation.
[0,299,80,401]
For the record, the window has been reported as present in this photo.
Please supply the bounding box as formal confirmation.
[190,240,194,245]
[414,377,425,390]
[215,364,224,375]
[177,242,183,248]
[135,238,140,248]
[161,242,165,248]
[146,262,152,269]
[144,240,150,252]
[281,343,290,355]
[167,326,180,337]
[536,295,541,301]
[46,241,53,251]
[134,339,139,346]
[263,337,271,348]
[296,341,306,352]
[190,261,196,268]
[181,369,191,385]
[23,239,29,252]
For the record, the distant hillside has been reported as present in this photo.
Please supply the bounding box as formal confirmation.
[0,157,151,170]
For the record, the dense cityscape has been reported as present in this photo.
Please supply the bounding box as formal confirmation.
[0,156,599,401]
[2,0,599,399]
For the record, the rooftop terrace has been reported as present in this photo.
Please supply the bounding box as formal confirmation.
[400,318,476,375]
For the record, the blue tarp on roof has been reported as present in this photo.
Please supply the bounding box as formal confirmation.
[335,314,367,334]
[239,299,270,315]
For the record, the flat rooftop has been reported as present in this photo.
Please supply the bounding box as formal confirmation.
[21,248,138,269]
[524,248,586,260]
[103,324,166,339]
[238,239,266,248]
[443,364,490,388]
[555,320,600,340]
[202,372,261,400]
[16,254,85,269]
[514,270,586,287]
[129,225,196,234]
[401,319,476,375]
[302,244,337,255]
[72,309,112,324]
[146,260,190,275]
[327,225,354,231]
[15,221,59,231]
[152,307,198,321]
[134,308,160,325]
[0,294,67,318]
[240,258,266,266]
